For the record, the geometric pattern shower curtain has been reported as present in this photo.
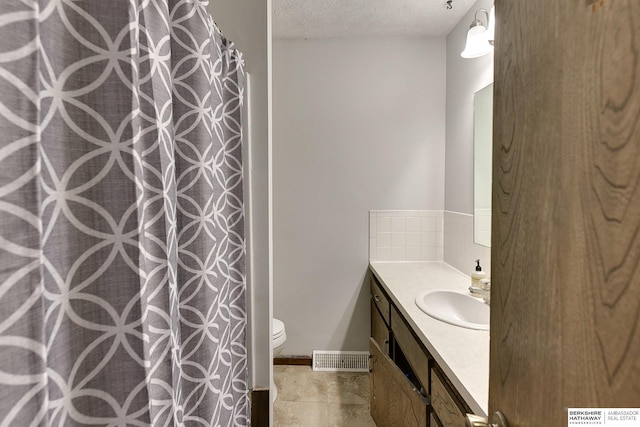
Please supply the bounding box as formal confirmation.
[0,1,248,425]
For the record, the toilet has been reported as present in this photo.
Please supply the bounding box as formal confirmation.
[272,318,287,402]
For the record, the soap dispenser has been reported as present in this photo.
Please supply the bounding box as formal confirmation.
[471,259,486,287]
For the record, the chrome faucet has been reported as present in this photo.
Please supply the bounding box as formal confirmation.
[479,279,490,305]
[468,284,483,298]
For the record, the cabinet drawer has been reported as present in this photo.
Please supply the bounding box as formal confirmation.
[370,338,428,427]
[391,306,431,391]
[430,368,467,427]
[371,300,390,354]
[370,276,390,325]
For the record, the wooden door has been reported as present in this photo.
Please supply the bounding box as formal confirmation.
[491,1,640,425]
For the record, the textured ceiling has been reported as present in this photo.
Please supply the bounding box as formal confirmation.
[273,0,476,38]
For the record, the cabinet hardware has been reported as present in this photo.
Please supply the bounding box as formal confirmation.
[465,411,508,427]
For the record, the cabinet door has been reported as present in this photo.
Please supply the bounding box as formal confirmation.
[370,338,428,427]
[391,307,431,391]
[429,412,443,427]
[430,369,467,427]
[371,300,389,354]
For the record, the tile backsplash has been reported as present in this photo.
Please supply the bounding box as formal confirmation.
[369,210,491,278]
[369,210,443,262]
[443,210,491,276]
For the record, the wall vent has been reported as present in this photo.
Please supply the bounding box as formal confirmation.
[312,351,370,372]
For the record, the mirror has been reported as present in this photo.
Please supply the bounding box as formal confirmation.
[473,83,493,247]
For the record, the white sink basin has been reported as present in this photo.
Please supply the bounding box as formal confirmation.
[415,290,489,330]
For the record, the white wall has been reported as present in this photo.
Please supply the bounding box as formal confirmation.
[273,38,446,356]
[208,0,272,393]
[444,0,494,274]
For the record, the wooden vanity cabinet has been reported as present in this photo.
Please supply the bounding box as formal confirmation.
[369,273,475,427]
[370,275,428,426]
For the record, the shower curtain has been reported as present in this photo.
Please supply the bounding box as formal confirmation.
[0,1,248,426]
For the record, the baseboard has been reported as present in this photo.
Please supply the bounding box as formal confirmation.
[274,356,312,366]
[250,387,269,427]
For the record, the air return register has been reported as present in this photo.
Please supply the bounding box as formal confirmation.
[312,351,370,372]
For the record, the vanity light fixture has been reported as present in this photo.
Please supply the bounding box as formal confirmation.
[460,8,494,59]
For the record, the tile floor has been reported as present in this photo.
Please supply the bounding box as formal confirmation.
[273,365,376,427]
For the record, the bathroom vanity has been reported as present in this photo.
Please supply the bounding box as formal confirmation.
[368,261,489,427]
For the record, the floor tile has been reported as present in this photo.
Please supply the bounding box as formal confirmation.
[274,365,328,403]
[274,365,376,426]
[273,401,329,427]
[328,403,376,427]
[326,372,370,405]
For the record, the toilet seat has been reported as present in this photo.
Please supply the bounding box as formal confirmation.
[273,318,285,337]
[272,318,287,403]
[273,318,286,348]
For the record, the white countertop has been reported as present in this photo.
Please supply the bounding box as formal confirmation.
[369,261,489,417]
